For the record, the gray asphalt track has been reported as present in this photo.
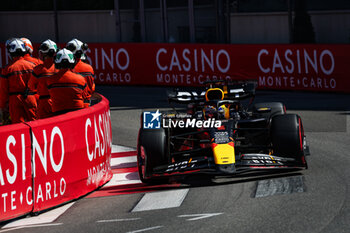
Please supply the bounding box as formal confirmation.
[2,86,350,233]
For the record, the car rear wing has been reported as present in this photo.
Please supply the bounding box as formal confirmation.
[168,80,257,104]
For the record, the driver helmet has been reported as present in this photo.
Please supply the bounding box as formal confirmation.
[218,104,230,119]
[54,48,75,69]
[203,105,217,119]
[20,38,34,54]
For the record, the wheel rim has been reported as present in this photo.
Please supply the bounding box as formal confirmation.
[298,117,303,152]
[138,146,146,180]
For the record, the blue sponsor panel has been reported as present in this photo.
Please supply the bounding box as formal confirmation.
[143,110,161,129]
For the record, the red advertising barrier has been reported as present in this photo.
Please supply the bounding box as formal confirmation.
[0,94,112,222]
[1,43,349,92]
[0,124,33,222]
[85,43,350,92]
[27,96,113,212]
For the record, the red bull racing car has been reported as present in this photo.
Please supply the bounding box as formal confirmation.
[137,80,309,183]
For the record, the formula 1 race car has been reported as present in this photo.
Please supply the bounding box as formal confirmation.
[137,80,309,183]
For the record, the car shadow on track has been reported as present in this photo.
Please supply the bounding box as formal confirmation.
[178,170,304,189]
[92,169,305,198]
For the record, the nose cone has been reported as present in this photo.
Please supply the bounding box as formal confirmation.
[211,142,235,164]
[211,142,236,174]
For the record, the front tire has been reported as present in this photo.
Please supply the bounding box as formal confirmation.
[137,128,169,183]
[271,114,306,164]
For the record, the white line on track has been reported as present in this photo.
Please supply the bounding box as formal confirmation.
[105,154,140,187]
[97,218,141,223]
[132,189,189,212]
[111,156,137,168]
[178,213,223,221]
[1,144,136,229]
[126,226,163,233]
[112,145,136,153]
[1,202,74,229]
[0,223,63,233]
[103,172,142,187]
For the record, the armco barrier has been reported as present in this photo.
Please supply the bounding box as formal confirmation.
[0,94,113,222]
[1,43,349,92]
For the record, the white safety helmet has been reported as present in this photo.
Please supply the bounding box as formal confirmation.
[20,38,34,54]
[54,48,75,69]
[39,39,58,57]
[66,38,88,59]
[7,38,26,57]
[5,38,16,48]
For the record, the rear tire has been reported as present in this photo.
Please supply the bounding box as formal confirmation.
[137,128,169,183]
[270,114,305,161]
[253,102,286,120]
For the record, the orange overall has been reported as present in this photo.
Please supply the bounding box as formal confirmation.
[0,57,37,123]
[23,54,42,66]
[24,54,43,101]
[47,69,87,115]
[28,59,56,119]
[72,60,95,108]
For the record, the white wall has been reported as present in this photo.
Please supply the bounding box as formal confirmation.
[58,10,117,43]
[0,11,56,42]
[311,10,350,43]
[230,12,290,44]
[1,9,349,44]
[230,10,350,44]
[0,10,117,43]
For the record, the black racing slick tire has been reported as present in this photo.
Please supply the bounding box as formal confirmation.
[137,128,169,184]
[253,102,286,121]
[271,114,305,160]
